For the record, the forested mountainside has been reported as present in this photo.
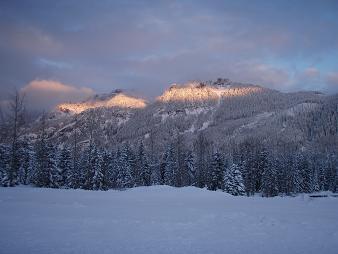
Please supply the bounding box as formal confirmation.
[0,78,337,196]
[25,78,332,152]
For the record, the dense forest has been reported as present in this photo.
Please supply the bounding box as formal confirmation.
[0,131,337,197]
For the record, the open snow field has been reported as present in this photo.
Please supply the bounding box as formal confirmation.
[0,186,337,254]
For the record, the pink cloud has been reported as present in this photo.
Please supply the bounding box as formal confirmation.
[21,80,95,110]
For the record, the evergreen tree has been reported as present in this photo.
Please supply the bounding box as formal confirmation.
[33,128,50,187]
[317,157,327,191]
[82,146,94,190]
[159,149,169,185]
[312,168,320,192]
[137,142,151,186]
[183,150,195,186]
[275,156,286,195]
[326,154,338,193]
[239,139,266,195]
[261,158,279,197]
[57,145,73,188]
[69,120,81,189]
[5,142,21,187]
[163,144,178,186]
[100,150,112,190]
[108,149,120,189]
[33,138,59,188]
[281,153,294,195]
[47,143,60,188]
[291,154,302,194]
[294,152,312,193]
[242,158,255,196]
[82,145,104,190]
[208,151,224,191]
[92,148,105,190]
[18,140,33,185]
[174,133,185,187]
[69,160,82,189]
[134,144,143,186]
[0,144,10,186]
[116,144,134,189]
[6,90,25,187]
[150,160,161,185]
[193,132,209,188]
[224,163,245,196]
[255,147,269,192]
[124,145,137,187]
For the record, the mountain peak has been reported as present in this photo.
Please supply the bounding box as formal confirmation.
[157,79,266,103]
[57,91,147,114]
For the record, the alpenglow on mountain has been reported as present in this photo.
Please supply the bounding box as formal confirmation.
[26,78,336,158]
[57,89,147,114]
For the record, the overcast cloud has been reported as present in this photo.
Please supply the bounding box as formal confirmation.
[0,0,337,108]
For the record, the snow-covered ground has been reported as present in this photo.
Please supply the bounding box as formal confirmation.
[1,186,337,254]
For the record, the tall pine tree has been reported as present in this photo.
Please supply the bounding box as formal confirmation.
[116,144,134,189]
[261,157,279,197]
[137,142,151,186]
[57,145,73,188]
[163,144,178,186]
[92,148,105,190]
[224,163,245,196]
[208,151,224,191]
[183,150,195,186]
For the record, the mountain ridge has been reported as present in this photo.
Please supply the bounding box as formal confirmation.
[21,78,336,159]
[54,78,323,114]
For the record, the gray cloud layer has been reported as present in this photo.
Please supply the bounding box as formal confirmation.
[0,0,338,107]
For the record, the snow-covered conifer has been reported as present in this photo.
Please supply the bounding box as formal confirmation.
[224,163,245,196]
[116,144,134,189]
[58,145,73,188]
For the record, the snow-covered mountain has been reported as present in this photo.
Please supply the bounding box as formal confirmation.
[26,78,336,157]
[57,89,147,114]
[157,80,264,103]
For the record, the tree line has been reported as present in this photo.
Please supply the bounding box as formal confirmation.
[1,132,337,197]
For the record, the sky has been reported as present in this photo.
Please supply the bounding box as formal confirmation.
[0,0,338,109]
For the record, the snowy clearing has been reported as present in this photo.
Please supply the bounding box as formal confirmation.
[1,186,338,254]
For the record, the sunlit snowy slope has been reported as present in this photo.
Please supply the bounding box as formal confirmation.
[1,186,337,254]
